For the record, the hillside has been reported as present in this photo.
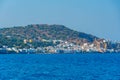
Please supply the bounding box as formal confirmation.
[0,24,98,48]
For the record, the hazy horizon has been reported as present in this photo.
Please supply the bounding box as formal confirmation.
[0,0,120,40]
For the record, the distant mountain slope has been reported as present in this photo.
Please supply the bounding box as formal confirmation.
[0,24,99,47]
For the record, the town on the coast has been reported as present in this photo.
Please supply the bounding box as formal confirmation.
[0,38,120,54]
[0,24,120,54]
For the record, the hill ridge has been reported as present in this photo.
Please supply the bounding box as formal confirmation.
[0,24,98,47]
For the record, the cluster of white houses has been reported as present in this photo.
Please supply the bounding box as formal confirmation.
[0,39,120,54]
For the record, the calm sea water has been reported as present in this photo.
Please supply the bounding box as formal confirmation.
[0,53,120,80]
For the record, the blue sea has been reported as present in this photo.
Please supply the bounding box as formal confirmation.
[0,53,120,80]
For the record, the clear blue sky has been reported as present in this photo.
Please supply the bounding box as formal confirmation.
[0,0,120,40]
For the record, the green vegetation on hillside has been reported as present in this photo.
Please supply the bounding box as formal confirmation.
[0,24,98,48]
